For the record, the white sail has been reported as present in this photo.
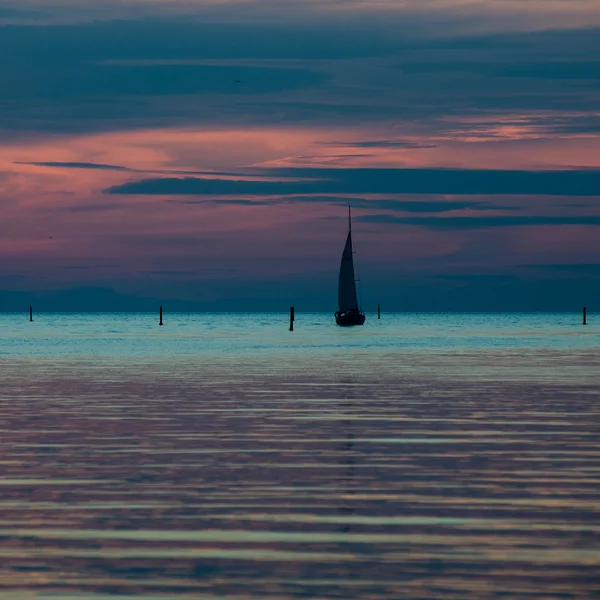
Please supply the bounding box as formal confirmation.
[338,230,359,312]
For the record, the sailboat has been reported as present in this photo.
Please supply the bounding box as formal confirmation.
[335,207,366,327]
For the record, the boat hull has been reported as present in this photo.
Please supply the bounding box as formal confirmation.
[335,311,366,327]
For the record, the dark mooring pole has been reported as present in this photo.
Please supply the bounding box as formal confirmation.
[289,306,295,332]
[159,306,164,326]
[29,306,33,322]
[583,306,587,325]
[377,304,381,320]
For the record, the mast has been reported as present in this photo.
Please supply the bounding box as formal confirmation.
[335,205,366,324]
[338,206,359,312]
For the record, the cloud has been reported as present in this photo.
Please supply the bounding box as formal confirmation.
[147,270,197,276]
[0,6,44,18]
[519,263,600,275]
[105,167,600,197]
[319,140,438,149]
[63,265,94,270]
[399,60,600,81]
[14,161,232,177]
[5,0,600,34]
[16,161,133,171]
[207,198,273,206]
[1,62,328,102]
[59,202,124,213]
[147,268,240,276]
[434,113,600,141]
[0,274,25,281]
[1,17,599,134]
[196,195,477,212]
[356,214,600,229]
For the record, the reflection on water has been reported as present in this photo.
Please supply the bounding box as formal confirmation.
[0,313,599,597]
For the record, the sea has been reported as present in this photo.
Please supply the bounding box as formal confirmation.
[0,312,598,599]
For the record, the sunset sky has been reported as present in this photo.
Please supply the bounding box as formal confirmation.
[1,0,599,311]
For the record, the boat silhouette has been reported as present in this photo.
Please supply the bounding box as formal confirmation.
[335,207,366,327]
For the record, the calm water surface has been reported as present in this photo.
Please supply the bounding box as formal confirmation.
[0,313,599,598]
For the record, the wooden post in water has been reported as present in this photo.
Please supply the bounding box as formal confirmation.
[159,306,164,326]
[583,306,587,325]
[29,306,33,322]
[289,306,295,332]
[377,304,381,320]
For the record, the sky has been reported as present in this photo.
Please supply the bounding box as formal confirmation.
[1,0,599,311]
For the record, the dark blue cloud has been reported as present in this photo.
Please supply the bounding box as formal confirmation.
[1,19,599,132]
[63,265,95,270]
[519,263,600,275]
[319,140,438,149]
[0,18,401,63]
[205,196,476,212]
[0,6,45,19]
[15,161,132,171]
[58,202,124,213]
[2,62,327,101]
[15,161,241,178]
[147,270,196,277]
[105,168,600,197]
[399,60,600,81]
[357,214,600,229]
